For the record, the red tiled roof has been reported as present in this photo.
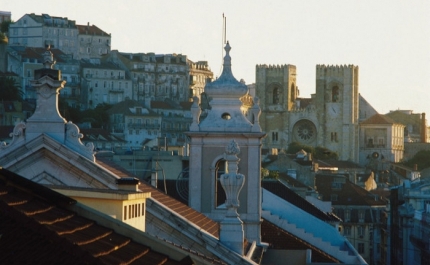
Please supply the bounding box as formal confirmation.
[139,183,220,238]
[77,24,109,36]
[0,167,185,265]
[315,174,387,206]
[360,113,397,125]
[96,157,220,238]
[151,101,174,110]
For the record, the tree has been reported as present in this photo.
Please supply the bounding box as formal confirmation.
[0,32,7,44]
[81,103,112,128]
[402,150,430,171]
[286,142,338,160]
[0,20,13,33]
[0,76,23,101]
[287,142,314,155]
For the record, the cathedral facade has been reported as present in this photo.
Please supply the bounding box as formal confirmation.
[256,64,360,162]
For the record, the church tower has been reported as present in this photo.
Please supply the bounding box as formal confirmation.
[255,64,298,149]
[187,42,265,245]
[315,65,359,162]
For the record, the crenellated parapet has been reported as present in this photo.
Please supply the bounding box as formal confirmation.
[316,64,359,78]
[256,64,296,73]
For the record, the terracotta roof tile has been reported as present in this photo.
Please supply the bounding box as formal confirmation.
[93,158,220,238]
[315,174,387,206]
[0,167,185,265]
[360,113,398,125]
[77,24,109,36]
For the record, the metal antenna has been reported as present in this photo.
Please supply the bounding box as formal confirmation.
[219,13,227,77]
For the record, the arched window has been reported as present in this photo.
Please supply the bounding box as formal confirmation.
[215,159,227,208]
[273,87,280,104]
[332,86,339,102]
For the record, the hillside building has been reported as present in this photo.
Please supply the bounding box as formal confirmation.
[8,13,110,60]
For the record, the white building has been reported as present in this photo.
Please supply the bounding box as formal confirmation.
[81,58,131,109]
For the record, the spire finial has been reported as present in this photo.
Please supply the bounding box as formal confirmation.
[223,41,231,68]
[43,45,56,69]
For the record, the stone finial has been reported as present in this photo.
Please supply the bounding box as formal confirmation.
[219,139,245,255]
[43,46,56,69]
[225,139,240,156]
[251,97,262,132]
[190,96,201,131]
[221,140,244,211]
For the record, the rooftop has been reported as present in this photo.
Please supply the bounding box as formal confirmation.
[0,167,186,265]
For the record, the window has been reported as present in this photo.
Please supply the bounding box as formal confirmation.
[331,132,338,142]
[272,132,278,143]
[331,194,338,201]
[345,210,351,222]
[332,86,339,102]
[424,200,430,212]
[377,137,385,147]
[273,87,280,104]
[344,226,351,236]
[215,160,227,208]
[358,243,364,254]
[358,226,364,237]
[367,138,374,148]
[359,210,365,222]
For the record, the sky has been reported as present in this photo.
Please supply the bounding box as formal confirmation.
[3,0,430,116]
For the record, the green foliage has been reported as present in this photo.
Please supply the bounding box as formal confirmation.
[58,101,112,129]
[261,168,279,180]
[81,103,112,128]
[315,146,339,160]
[0,76,23,101]
[58,98,82,123]
[0,20,13,33]
[0,32,7,44]
[286,142,338,160]
[402,150,430,171]
[287,142,314,154]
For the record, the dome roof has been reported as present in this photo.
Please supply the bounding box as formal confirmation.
[205,42,248,98]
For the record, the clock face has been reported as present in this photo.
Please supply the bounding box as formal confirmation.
[293,120,317,143]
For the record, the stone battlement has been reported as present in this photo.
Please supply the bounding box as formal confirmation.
[256,64,296,70]
[316,64,358,77]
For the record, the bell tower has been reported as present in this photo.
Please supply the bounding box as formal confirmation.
[315,64,359,162]
[187,42,265,244]
[255,64,297,149]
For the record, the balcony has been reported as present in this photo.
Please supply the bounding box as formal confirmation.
[127,123,160,130]
[109,89,123,93]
